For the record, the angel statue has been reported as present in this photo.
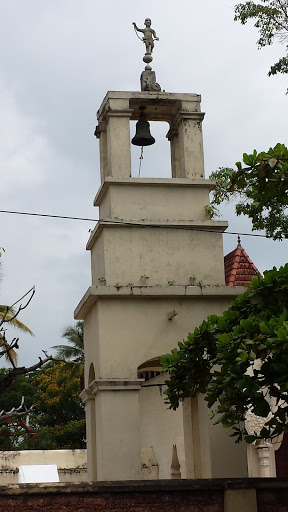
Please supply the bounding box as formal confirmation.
[132,18,159,55]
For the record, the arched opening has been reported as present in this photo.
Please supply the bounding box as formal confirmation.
[138,357,162,382]
[86,362,97,480]
[131,121,171,178]
[88,362,96,387]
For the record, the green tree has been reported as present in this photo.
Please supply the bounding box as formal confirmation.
[27,361,85,450]
[0,370,37,449]
[52,320,84,388]
[0,250,54,406]
[52,321,84,364]
[234,0,288,78]
[161,264,288,443]
[0,254,34,366]
[209,143,288,240]
[0,362,85,450]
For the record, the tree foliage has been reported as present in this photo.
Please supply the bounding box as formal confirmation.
[0,288,34,367]
[161,264,288,443]
[52,321,84,364]
[210,143,288,240]
[0,362,85,450]
[234,0,288,78]
[0,250,71,425]
[52,320,84,387]
[29,362,85,449]
[34,362,84,426]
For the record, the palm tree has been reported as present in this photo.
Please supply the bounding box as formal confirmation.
[0,258,34,336]
[52,321,84,387]
[52,321,84,364]
[0,306,34,367]
[0,269,34,366]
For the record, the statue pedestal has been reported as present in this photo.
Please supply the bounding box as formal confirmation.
[140,70,161,91]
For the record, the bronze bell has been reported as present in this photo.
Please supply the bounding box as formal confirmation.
[131,108,155,147]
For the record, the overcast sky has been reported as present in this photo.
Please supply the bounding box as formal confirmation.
[0,0,287,366]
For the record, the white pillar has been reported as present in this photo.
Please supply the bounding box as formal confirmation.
[91,380,142,481]
[106,109,132,179]
[182,396,212,478]
[256,440,272,477]
[176,111,205,179]
[80,388,97,481]
[95,98,133,181]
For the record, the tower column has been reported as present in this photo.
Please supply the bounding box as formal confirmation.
[98,129,108,181]
[169,130,181,178]
[80,388,97,481]
[92,380,142,481]
[176,111,205,179]
[182,397,212,478]
[95,98,133,180]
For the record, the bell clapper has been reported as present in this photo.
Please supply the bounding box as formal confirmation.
[138,146,144,177]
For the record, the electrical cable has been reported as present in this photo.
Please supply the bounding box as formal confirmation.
[0,208,285,240]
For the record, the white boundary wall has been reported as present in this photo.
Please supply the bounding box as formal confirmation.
[0,449,87,484]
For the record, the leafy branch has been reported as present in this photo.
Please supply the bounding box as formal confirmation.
[210,143,288,240]
[234,0,288,80]
[161,263,288,443]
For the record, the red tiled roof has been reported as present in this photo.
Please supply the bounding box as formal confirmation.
[224,236,259,287]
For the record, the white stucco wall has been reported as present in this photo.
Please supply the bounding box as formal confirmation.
[139,373,185,479]
[0,449,87,484]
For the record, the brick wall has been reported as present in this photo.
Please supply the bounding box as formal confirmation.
[257,488,288,512]
[0,479,287,512]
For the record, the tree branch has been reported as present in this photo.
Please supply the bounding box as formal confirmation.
[0,287,35,327]
[0,397,35,424]
[0,354,55,395]
[42,350,81,366]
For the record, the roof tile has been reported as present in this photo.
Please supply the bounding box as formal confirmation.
[224,236,259,286]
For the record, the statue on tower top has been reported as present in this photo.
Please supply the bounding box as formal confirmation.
[132,18,161,92]
[132,18,159,55]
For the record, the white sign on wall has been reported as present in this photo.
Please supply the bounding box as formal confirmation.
[18,464,59,483]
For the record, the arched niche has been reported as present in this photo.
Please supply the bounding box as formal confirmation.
[88,362,96,388]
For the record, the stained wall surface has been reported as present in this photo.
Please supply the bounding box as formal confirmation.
[0,450,87,484]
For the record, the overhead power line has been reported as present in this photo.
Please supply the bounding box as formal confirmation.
[0,209,284,240]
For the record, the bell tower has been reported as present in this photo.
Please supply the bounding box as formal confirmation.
[76,22,247,482]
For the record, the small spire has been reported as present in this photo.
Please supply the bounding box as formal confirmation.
[170,444,181,479]
[237,234,241,246]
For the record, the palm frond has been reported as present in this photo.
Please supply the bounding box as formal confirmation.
[0,334,18,366]
[0,306,34,335]
[52,321,84,363]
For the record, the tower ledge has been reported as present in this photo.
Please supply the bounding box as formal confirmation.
[97,90,202,123]
[86,220,229,251]
[94,177,216,206]
[74,285,246,320]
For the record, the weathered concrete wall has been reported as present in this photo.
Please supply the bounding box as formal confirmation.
[0,479,287,512]
[139,373,185,479]
[0,450,87,484]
